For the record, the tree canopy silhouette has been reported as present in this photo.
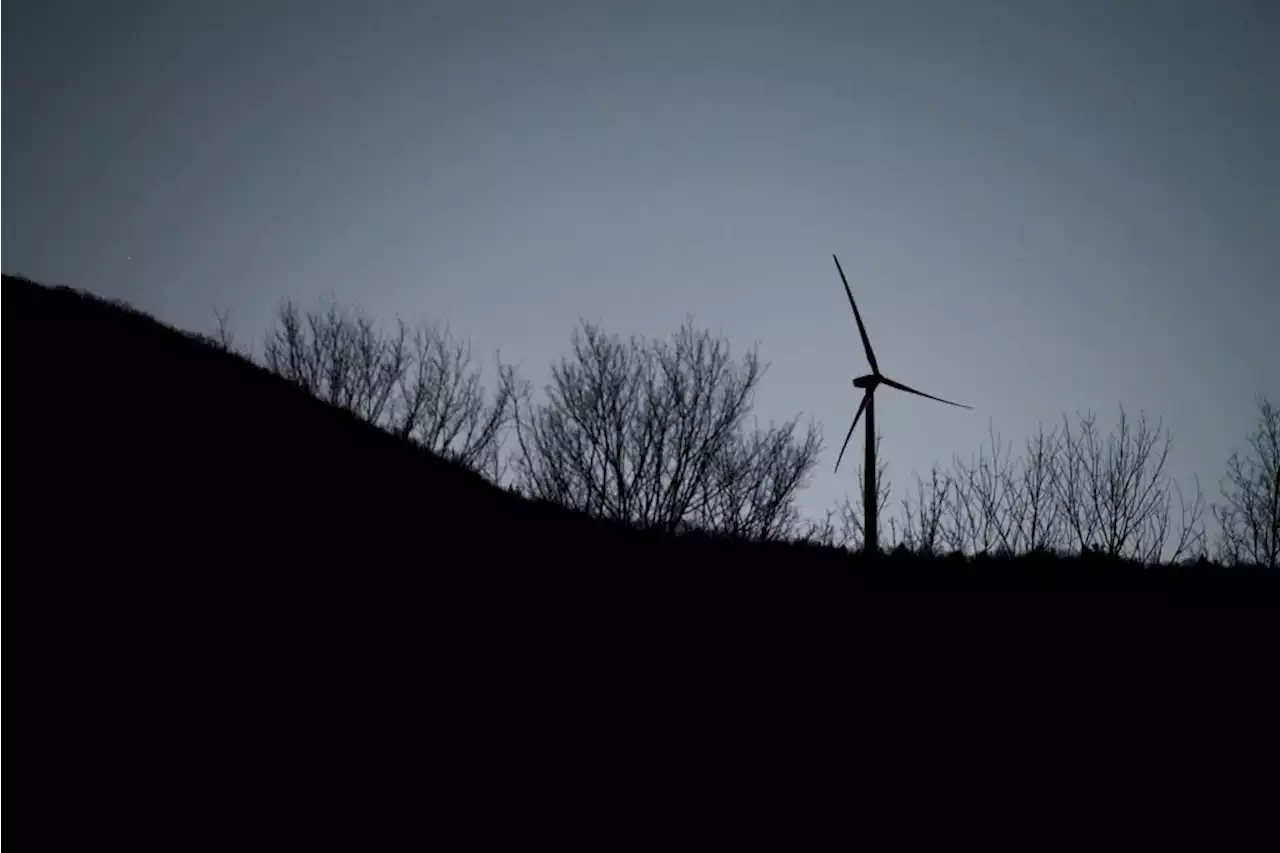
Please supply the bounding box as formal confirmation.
[258,297,516,479]
[878,410,1207,564]
[510,318,822,540]
[1214,396,1280,569]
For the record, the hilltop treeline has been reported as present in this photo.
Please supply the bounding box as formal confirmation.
[5,268,1274,573]
[210,289,1277,572]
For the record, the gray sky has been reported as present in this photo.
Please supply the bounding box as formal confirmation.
[5,0,1277,527]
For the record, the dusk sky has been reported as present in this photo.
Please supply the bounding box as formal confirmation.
[5,0,1277,528]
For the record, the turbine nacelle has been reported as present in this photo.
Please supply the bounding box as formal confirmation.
[852,373,879,389]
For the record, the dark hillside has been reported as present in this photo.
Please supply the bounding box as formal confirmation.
[8,273,1274,592]
[7,276,818,560]
[9,272,927,837]
[7,273,1275,841]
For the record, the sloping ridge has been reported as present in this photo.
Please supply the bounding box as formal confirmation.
[6,273,848,617]
[9,273,745,830]
[10,273,871,825]
[8,274,1277,841]
[7,274,668,566]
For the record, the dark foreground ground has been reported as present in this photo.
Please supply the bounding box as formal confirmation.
[8,274,1276,841]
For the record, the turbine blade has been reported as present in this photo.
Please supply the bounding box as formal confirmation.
[834,392,870,474]
[832,254,880,375]
[880,376,972,409]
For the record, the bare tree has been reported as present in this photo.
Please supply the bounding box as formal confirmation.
[797,509,844,549]
[1153,476,1209,565]
[941,424,1022,555]
[210,307,236,352]
[1048,407,1204,563]
[931,423,1070,556]
[882,409,1203,564]
[1007,423,1068,554]
[690,417,823,541]
[511,318,821,538]
[900,464,952,555]
[262,299,408,423]
[385,323,516,478]
[261,297,514,479]
[1213,396,1280,569]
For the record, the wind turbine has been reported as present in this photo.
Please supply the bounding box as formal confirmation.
[831,254,972,555]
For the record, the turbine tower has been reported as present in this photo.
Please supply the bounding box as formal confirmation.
[831,254,972,555]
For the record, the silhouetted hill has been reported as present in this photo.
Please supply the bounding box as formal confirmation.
[8,273,1275,841]
[9,273,1274,588]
